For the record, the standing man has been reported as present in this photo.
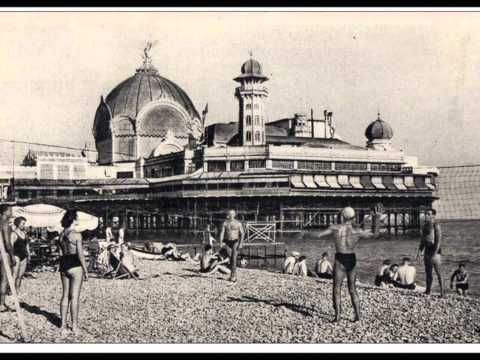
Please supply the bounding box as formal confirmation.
[0,205,16,312]
[417,208,444,297]
[219,210,244,282]
[311,207,374,322]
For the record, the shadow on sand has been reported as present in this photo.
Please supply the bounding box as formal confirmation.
[20,302,61,328]
[227,295,325,318]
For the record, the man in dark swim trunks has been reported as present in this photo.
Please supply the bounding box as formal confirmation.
[311,207,375,322]
[417,208,444,297]
[0,205,16,313]
[219,210,244,282]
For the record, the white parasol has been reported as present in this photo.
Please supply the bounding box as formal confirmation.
[12,204,99,232]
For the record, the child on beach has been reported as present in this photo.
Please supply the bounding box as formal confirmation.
[450,263,469,296]
[315,252,333,279]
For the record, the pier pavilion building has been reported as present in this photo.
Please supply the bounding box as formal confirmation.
[0,54,439,237]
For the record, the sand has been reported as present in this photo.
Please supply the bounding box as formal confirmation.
[0,259,479,343]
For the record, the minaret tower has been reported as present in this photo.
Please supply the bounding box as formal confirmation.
[234,54,269,146]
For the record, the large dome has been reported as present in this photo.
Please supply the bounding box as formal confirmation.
[365,114,394,141]
[93,60,202,165]
[103,67,200,120]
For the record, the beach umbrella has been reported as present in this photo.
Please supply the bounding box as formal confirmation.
[12,204,99,232]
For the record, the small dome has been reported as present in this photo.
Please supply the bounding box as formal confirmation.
[234,57,269,82]
[241,58,263,76]
[365,114,393,141]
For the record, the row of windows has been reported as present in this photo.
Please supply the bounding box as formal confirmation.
[205,160,403,173]
[297,161,332,171]
[245,103,260,110]
[147,167,173,178]
[245,115,263,126]
[39,164,86,180]
[370,163,402,172]
[271,160,295,169]
[245,131,264,143]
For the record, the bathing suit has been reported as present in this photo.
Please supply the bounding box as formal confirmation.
[452,270,469,290]
[59,254,82,273]
[13,231,28,261]
[393,282,416,290]
[59,231,82,273]
[335,253,356,272]
[317,272,333,279]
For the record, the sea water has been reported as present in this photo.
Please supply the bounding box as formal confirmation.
[131,220,480,297]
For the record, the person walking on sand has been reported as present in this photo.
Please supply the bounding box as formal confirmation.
[417,209,444,297]
[310,207,375,322]
[0,205,16,313]
[219,209,244,282]
[57,210,89,335]
[450,263,469,296]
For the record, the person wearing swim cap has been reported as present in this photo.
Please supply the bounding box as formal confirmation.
[310,206,375,322]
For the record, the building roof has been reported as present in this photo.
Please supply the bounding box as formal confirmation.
[99,65,200,121]
[234,58,269,82]
[266,135,364,150]
[365,114,394,141]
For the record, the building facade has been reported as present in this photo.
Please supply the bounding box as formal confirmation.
[1,54,439,237]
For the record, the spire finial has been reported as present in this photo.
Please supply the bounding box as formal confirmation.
[139,40,158,73]
[377,107,381,120]
[249,50,253,58]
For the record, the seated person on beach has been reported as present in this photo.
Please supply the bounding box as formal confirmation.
[375,259,392,286]
[315,252,333,279]
[450,263,469,296]
[394,257,416,290]
[293,255,308,277]
[283,251,300,274]
[382,264,399,288]
[200,244,230,275]
[119,243,140,278]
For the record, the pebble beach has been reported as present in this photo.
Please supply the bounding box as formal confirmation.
[0,259,479,344]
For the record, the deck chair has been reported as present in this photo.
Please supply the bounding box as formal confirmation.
[103,247,140,280]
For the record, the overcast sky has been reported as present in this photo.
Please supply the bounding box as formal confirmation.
[0,11,479,167]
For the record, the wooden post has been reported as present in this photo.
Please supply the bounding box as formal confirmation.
[135,208,139,241]
[0,222,28,341]
[394,212,398,236]
[387,211,391,235]
[402,212,406,234]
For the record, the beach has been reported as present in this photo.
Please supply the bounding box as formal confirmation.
[0,259,479,344]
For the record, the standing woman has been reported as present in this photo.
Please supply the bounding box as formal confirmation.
[57,210,88,335]
[11,216,30,293]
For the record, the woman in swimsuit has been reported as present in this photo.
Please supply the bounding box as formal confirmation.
[11,216,30,294]
[57,210,88,335]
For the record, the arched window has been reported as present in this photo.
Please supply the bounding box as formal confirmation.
[246,103,252,110]
[246,131,252,142]
[255,115,260,125]
[254,104,259,109]
[246,115,252,126]
[254,131,261,143]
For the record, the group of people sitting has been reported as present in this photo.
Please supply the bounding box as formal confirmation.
[374,257,470,296]
[282,251,333,279]
[374,257,418,290]
[143,240,199,262]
